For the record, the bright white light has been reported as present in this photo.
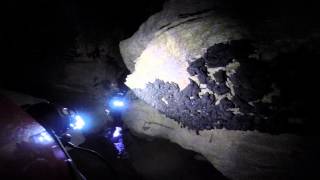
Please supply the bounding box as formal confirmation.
[113,127,122,138]
[70,115,85,130]
[35,131,53,144]
[109,96,127,110]
[41,132,53,141]
[62,107,69,115]
[112,100,124,107]
[38,136,44,142]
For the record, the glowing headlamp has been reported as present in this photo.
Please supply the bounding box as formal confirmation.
[112,100,125,107]
[70,115,85,130]
[109,97,127,110]
[112,127,122,138]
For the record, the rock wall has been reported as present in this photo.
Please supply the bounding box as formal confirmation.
[120,0,320,179]
[122,98,319,180]
[120,0,319,134]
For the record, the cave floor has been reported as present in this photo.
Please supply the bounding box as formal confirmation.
[69,127,227,180]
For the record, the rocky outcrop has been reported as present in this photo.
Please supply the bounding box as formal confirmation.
[120,0,320,179]
[122,98,319,180]
[120,0,319,134]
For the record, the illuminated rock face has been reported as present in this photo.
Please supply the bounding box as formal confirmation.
[120,0,320,179]
[131,40,286,133]
[120,0,318,134]
[122,98,318,180]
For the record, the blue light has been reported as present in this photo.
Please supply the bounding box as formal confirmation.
[70,115,85,130]
[109,97,127,110]
[113,100,124,107]
[113,127,122,138]
[110,127,125,155]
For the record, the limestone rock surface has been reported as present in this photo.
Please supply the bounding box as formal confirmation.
[123,98,319,180]
[120,0,320,179]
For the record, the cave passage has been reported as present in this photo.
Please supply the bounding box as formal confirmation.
[0,0,319,180]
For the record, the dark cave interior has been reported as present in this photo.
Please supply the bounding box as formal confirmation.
[1,0,165,101]
[0,0,318,100]
[0,0,320,180]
